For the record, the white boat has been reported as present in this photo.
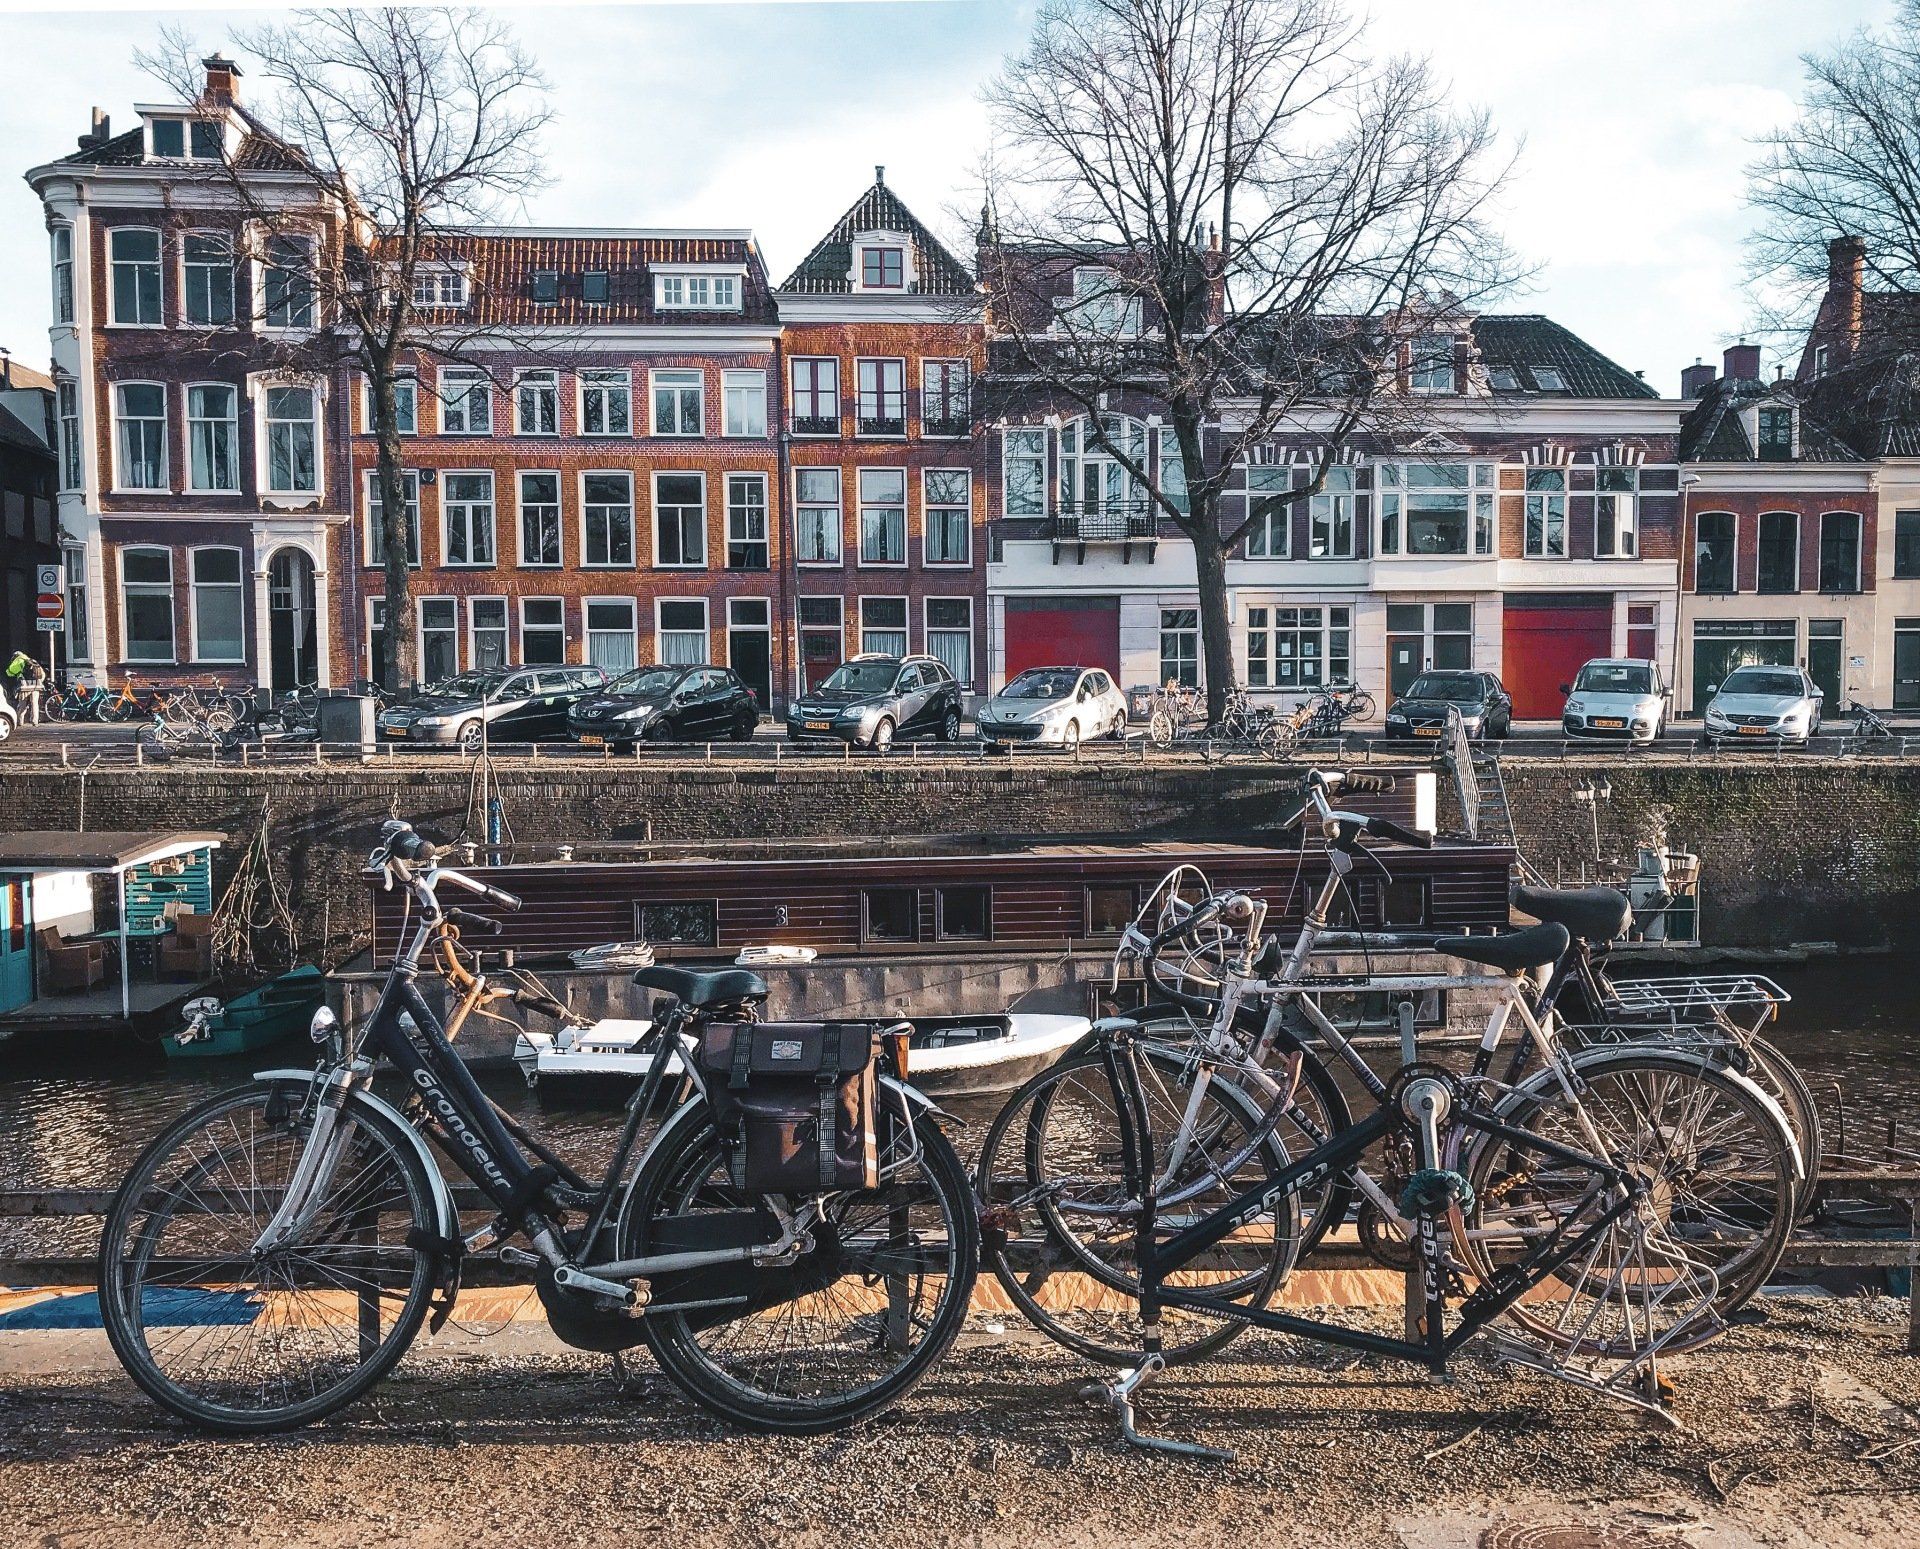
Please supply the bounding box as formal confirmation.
[512,1012,1087,1099]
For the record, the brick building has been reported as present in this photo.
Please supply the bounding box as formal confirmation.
[0,359,60,671]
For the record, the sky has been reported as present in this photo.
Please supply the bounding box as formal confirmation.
[0,0,1894,396]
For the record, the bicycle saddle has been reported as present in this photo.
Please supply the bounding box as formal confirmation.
[1432,921,1570,972]
[633,964,769,1007]
[1511,884,1631,945]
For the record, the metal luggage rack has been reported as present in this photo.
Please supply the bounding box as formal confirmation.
[1597,972,1789,1033]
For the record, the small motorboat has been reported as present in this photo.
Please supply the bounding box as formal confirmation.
[163,965,328,1059]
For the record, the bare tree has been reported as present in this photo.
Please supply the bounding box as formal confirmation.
[979,0,1518,719]
[140,9,552,691]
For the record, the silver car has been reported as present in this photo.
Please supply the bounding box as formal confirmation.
[976,665,1128,750]
[1561,658,1668,743]
[1703,665,1824,745]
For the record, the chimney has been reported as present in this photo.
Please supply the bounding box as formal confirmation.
[78,106,110,150]
[1722,341,1761,382]
[1828,233,1866,360]
[203,54,242,103]
[1679,357,1716,399]
[874,165,885,187]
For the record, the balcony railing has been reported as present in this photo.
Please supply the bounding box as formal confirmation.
[920,390,972,438]
[857,413,906,437]
[790,413,839,436]
[1046,501,1157,542]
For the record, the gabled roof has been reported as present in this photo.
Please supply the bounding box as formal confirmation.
[779,175,974,297]
[1469,315,1657,399]
[0,401,51,457]
[1678,375,1863,463]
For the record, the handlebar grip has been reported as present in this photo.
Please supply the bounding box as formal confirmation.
[1342,771,1395,794]
[1366,815,1433,849]
[446,908,504,936]
[482,885,523,911]
[512,988,571,1022]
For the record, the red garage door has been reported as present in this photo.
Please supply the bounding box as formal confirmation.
[1004,596,1121,682]
[1502,595,1613,719]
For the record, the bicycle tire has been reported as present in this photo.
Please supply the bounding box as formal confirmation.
[1743,1035,1823,1210]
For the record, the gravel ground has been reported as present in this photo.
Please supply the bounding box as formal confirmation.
[0,1295,1916,1548]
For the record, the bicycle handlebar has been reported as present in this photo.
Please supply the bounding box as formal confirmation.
[1364,815,1432,849]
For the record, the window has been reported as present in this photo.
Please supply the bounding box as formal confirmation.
[795,468,842,564]
[114,383,167,490]
[861,247,905,289]
[858,468,906,564]
[56,382,80,490]
[863,889,917,943]
[1244,467,1291,558]
[418,598,459,684]
[1376,461,1496,557]
[150,118,215,159]
[856,358,906,436]
[654,272,739,310]
[50,226,73,324]
[443,472,495,566]
[366,598,388,684]
[860,596,908,656]
[469,597,508,671]
[582,472,635,566]
[520,597,566,664]
[263,236,314,329]
[121,548,174,662]
[1310,466,1356,558]
[1086,885,1137,935]
[1757,406,1794,461]
[1524,467,1567,558]
[1531,366,1567,392]
[1065,266,1140,336]
[362,375,415,435]
[64,549,89,663]
[1595,466,1638,557]
[439,369,492,434]
[109,229,161,325]
[264,385,318,494]
[924,469,971,564]
[531,270,558,304]
[580,370,631,436]
[1247,606,1351,689]
[515,370,558,435]
[1694,511,1735,593]
[1896,512,1920,579]
[726,474,768,569]
[651,369,703,436]
[186,384,238,492]
[183,234,234,325]
[1757,511,1799,594]
[1819,511,1862,593]
[365,470,421,568]
[1487,366,1520,392]
[1813,345,1830,379]
[926,598,973,685]
[1410,334,1456,393]
[189,547,244,661]
[148,119,180,157]
[723,371,767,437]
[790,358,839,434]
[1060,416,1146,524]
[1156,426,1189,515]
[517,472,561,566]
[654,473,706,567]
[1160,608,1199,687]
[410,269,468,309]
[937,885,989,940]
[1004,428,1048,517]
[637,901,717,947]
[658,599,709,665]
[582,270,610,304]
[922,360,970,436]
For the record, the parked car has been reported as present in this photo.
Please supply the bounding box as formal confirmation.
[1382,671,1512,740]
[568,664,759,747]
[379,665,609,750]
[785,654,964,750]
[976,666,1127,750]
[1702,665,1824,745]
[1561,658,1669,743]
[0,683,14,742]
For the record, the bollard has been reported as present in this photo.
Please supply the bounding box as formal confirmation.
[59,743,68,768]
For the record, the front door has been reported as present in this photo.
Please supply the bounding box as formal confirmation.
[1807,621,1844,709]
[0,876,32,1013]
[267,548,317,695]
[727,599,773,713]
[1896,620,1920,710]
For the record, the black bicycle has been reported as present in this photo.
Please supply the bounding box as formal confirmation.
[97,820,977,1434]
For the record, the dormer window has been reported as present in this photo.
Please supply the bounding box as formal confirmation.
[654,271,741,311]
[411,268,468,309]
[1757,405,1794,461]
[1531,366,1568,392]
[1487,366,1519,392]
[1410,334,1456,393]
[861,246,905,289]
[531,270,558,305]
[582,270,610,304]
[1062,267,1141,337]
[148,117,222,161]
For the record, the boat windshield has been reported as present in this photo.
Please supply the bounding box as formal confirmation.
[1575,664,1652,695]
[820,660,899,695]
[1000,670,1078,701]
[1405,673,1482,703]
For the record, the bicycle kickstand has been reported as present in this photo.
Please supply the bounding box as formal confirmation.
[1082,1349,1236,1463]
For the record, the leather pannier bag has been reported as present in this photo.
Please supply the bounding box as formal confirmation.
[696,1022,880,1193]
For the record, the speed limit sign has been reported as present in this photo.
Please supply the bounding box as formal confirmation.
[36,563,59,594]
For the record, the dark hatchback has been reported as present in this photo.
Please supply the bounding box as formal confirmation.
[1382,670,1513,740]
[784,654,964,751]
[567,664,760,747]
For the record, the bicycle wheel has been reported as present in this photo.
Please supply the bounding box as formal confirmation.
[975,1045,1297,1367]
[1742,1035,1823,1209]
[99,1081,439,1433]
[1147,708,1174,748]
[1348,690,1376,720]
[1458,1048,1796,1355]
[620,1094,977,1434]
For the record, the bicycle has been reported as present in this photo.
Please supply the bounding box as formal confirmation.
[45,676,111,722]
[1143,679,1205,748]
[1296,682,1375,738]
[1848,685,1893,742]
[98,819,979,1434]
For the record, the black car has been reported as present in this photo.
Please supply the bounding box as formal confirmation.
[568,664,760,747]
[378,665,609,750]
[1382,670,1512,740]
[785,653,964,750]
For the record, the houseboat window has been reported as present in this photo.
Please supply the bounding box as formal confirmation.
[636,901,716,947]
[937,886,989,940]
[1381,879,1429,928]
[1086,885,1137,935]
[863,889,918,943]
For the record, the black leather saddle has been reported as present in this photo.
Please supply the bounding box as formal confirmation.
[1432,921,1571,972]
[633,964,770,1007]
[1511,884,1632,945]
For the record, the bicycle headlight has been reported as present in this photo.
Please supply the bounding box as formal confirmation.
[309,1004,345,1059]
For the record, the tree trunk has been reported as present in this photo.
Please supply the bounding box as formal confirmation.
[1192,526,1236,724]
[369,369,414,695]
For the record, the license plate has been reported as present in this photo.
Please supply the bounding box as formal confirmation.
[1594,717,1625,729]
[1737,725,1766,736]
[1414,726,1442,738]
[578,734,604,747]
[806,720,832,731]
[384,726,408,738]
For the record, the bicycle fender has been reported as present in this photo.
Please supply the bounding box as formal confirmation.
[253,1068,460,1242]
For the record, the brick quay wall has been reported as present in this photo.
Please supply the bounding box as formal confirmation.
[2,755,1914,952]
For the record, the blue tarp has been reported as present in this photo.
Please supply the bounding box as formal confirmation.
[0,1287,261,1329]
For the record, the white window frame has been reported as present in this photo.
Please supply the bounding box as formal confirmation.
[181,230,235,328]
[514,369,559,436]
[416,596,461,684]
[440,469,497,568]
[516,469,563,568]
[437,368,493,434]
[722,370,767,438]
[112,381,169,493]
[1374,460,1498,558]
[1309,466,1357,559]
[1409,334,1457,394]
[467,595,509,672]
[650,368,705,437]
[655,596,711,666]
[924,596,974,687]
[119,545,176,664]
[187,544,247,664]
[856,466,908,567]
[519,595,568,665]
[857,244,907,291]
[56,381,81,491]
[1595,466,1639,559]
[578,368,633,438]
[652,470,708,569]
[1159,607,1200,688]
[725,472,769,570]
[1244,604,1352,690]
[1523,467,1568,559]
[64,548,90,663]
[362,468,421,570]
[794,466,843,566]
[854,357,907,437]
[1243,466,1292,559]
[584,596,639,672]
[922,468,972,566]
[184,382,240,494]
[260,233,316,331]
[858,594,909,657]
[50,225,74,326]
[258,379,322,499]
[361,374,417,436]
[410,266,469,310]
[580,470,636,568]
[652,268,743,312]
[108,227,163,328]
[1002,427,1049,518]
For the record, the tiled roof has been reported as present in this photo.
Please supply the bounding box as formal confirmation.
[779,176,974,296]
[0,401,51,457]
[1469,315,1657,399]
[49,124,305,174]
[1678,375,1863,463]
[56,128,145,166]
[429,233,777,328]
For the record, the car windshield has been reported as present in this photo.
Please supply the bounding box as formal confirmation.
[1720,668,1803,697]
[609,667,683,697]
[425,673,493,700]
[1001,670,1078,701]
[1575,664,1652,695]
[819,660,899,695]
[1405,674,1482,702]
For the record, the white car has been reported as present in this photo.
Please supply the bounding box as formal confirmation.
[1703,665,1824,745]
[0,684,14,742]
[1561,658,1669,743]
[976,665,1128,750]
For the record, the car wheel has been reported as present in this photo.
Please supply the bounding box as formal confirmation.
[939,707,960,742]
[870,717,895,753]
[645,719,675,743]
[1110,712,1127,740]
[730,716,755,742]
[0,714,13,743]
[456,720,484,754]
[1062,719,1080,753]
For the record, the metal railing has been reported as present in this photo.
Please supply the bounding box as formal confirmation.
[1045,501,1157,542]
